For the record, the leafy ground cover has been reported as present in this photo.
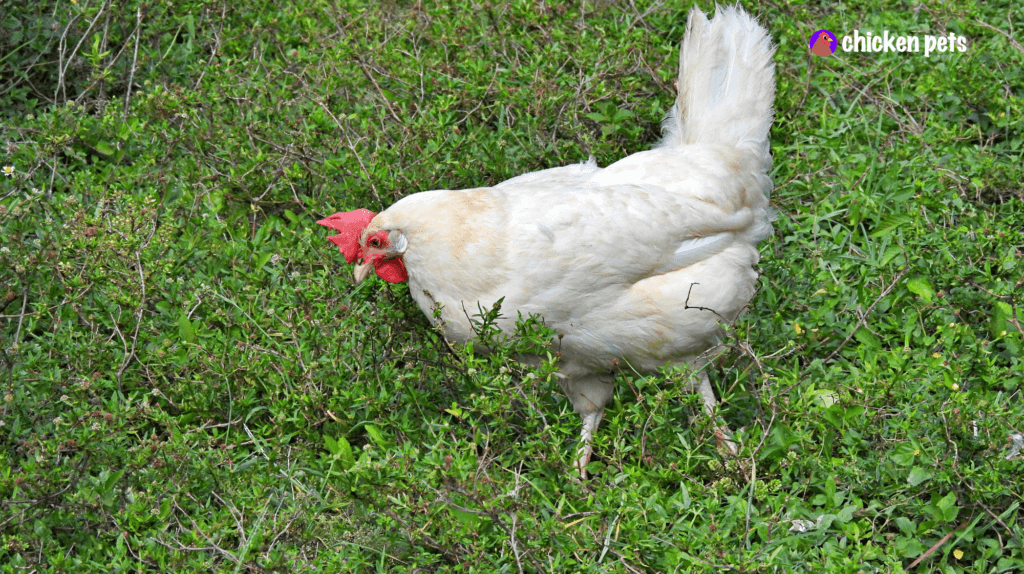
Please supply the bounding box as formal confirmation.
[1,0,1022,571]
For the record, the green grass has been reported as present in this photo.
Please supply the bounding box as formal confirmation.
[2,0,1023,572]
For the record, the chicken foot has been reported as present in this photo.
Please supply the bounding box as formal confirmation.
[565,368,738,478]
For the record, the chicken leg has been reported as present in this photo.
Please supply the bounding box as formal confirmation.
[562,368,737,477]
[695,369,740,456]
[557,374,615,477]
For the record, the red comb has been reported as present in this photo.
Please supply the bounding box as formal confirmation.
[316,209,376,264]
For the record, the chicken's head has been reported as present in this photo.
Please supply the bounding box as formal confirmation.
[317,209,409,284]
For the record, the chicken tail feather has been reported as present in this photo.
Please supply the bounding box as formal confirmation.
[660,4,776,155]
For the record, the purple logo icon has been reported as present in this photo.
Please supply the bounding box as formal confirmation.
[810,30,837,57]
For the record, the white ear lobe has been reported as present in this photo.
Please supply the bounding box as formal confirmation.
[392,231,408,255]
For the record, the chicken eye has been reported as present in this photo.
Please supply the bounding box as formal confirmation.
[369,237,382,248]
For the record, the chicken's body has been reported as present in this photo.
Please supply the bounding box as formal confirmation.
[319,5,776,475]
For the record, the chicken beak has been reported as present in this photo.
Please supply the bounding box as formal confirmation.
[353,260,373,284]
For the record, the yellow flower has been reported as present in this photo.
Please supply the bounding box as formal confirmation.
[1,166,13,177]
[952,383,960,391]
[932,352,942,358]
[954,549,964,560]
[793,323,803,335]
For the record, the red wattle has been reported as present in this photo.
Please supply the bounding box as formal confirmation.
[374,258,409,283]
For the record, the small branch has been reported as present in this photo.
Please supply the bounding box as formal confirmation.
[794,50,814,114]
[683,283,727,321]
[11,290,28,349]
[308,96,384,207]
[123,6,142,120]
[116,250,147,395]
[57,1,109,102]
[192,4,227,91]
[970,275,1024,334]
[974,18,1024,54]
[907,519,970,569]
[356,58,405,128]
[826,254,910,361]
[437,488,549,574]
[978,500,1023,546]
[383,508,460,562]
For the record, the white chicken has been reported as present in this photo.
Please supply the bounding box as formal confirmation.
[319,4,776,476]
